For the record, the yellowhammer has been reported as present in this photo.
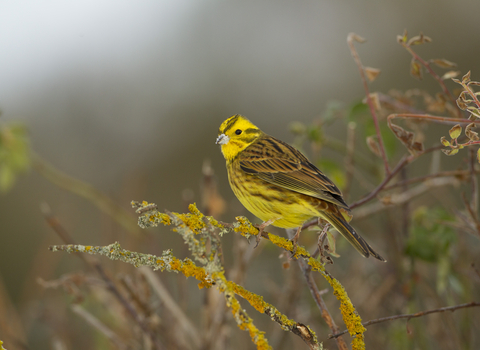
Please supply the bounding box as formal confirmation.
[216,115,385,261]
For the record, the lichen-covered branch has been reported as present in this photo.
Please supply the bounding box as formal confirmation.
[50,202,326,350]
[132,201,364,349]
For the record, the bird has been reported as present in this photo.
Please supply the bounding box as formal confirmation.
[216,114,385,261]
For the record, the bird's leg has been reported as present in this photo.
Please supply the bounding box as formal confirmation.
[317,221,331,257]
[289,225,303,256]
[254,218,277,248]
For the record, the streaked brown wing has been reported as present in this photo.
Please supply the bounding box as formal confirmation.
[238,135,350,210]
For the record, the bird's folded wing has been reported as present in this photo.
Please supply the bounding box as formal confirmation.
[239,137,350,210]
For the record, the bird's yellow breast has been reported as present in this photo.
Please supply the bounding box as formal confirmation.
[226,159,319,228]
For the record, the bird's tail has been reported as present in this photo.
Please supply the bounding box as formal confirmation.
[321,210,386,262]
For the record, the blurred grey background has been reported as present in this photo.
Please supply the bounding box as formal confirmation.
[1,0,480,346]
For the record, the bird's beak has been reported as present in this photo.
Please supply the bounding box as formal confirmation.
[216,134,229,145]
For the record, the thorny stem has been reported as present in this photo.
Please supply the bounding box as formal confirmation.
[329,302,480,339]
[348,33,390,175]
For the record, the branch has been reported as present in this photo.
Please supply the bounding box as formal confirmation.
[329,302,480,339]
[399,35,460,117]
[32,152,140,234]
[348,33,390,175]
[286,229,348,350]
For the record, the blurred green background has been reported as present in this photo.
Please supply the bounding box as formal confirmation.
[1,1,479,349]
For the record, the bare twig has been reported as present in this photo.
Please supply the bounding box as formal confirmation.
[286,229,348,350]
[469,148,479,214]
[139,267,200,350]
[399,39,460,117]
[343,122,356,200]
[350,155,409,210]
[70,305,130,350]
[32,152,140,234]
[329,302,480,339]
[41,204,163,349]
[348,33,390,175]
[382,169,477,191]
[388,113,480,126]
[354,176,459,220]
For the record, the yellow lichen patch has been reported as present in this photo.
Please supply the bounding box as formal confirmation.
[307,257,365,350]
[169,257,214,289]
[233,216,260,237]
[214,272,272,350]
[151,212,171,225]
[229,281,266,313]
[174,203,207,234]
[229,280,301,330]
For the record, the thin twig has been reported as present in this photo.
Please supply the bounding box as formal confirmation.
[139,267,200,350]
[32,152,140,234]
[286,229,348,350]
[400,41,460,117]
[354,176,459,220]
[343,122,356,201]
[329,301,480,339]
[469,148,479,214]
[41,204,163,349]
[388,113,480,126]
[70,305,130,350]
[382,169,476,191]
[348,33,390,175]
[350,155,409,210]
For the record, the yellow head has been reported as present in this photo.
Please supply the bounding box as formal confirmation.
[216,115,263,161]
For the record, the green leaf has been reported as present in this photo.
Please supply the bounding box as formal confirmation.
[442,148,459,156]
[325,231,340,258]
[449,124,462,139]
[440,136,450,146]
[410,58,423,80]
[430,59,457,69]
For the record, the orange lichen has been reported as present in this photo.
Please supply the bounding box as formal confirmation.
[214,272,272,350]
[174,203,206,234]
[307,256,365,350]
[169,257,213,289]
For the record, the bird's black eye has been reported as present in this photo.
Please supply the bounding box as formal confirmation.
[235,129,242,135]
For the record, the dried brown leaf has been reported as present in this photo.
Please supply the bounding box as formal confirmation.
[466,106,480,118]
[462,71,471,84]
[449,124,462,139]
[411,141,424,152]
[365,67,381,82]
[442,70,460,80]
[369,92,381,111]
[366,136,382,157]
[349,33,366,43]
[456,98,468,110]
[465,123,479,141]
[407,33,432,46]
[430,59,457,69]
[410,58,423,80]
[388,122,423,154]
